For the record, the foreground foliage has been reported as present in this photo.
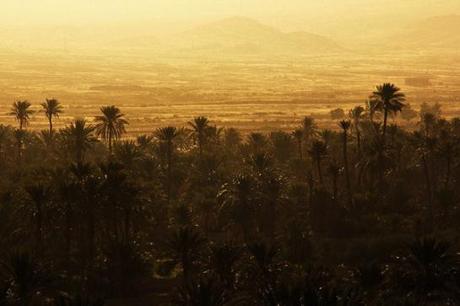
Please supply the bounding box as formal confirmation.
[0,86,459,305]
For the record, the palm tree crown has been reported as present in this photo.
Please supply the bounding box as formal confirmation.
[10,100,34,130]
[95,105,128,152]
[61,119,96,163]
[188,116,210,157]
[370,83,406,141]
[41,99,63,134]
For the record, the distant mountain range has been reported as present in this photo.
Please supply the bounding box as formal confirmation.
[164,17,343,55]
[109,17,343,56]
[393,15,460,50]
[2,15,459,55]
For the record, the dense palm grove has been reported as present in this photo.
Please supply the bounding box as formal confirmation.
[0,83,460,305]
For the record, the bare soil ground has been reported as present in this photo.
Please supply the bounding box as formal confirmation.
[1,49,459,134]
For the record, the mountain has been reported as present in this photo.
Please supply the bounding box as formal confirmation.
[395,15,460,50]
[164,17,343,56]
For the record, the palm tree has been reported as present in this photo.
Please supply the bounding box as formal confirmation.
[319,129,333,147]
[370,83,406,143]
[350,106,365,153]
[340,120,352,205]
[94,105,128,153]
[437,132,457,188]
[327,161,340,200]
[302,116,317,147]
[14,129,26,164]
[308,140,327,184]
[10,100,34,130]
[247,132,267,154]
[3,252,52,306]
[165,226,206,284]
[210,244,240,287]
[61,119,96,163]
[292,129,303,160]
[155,126,181,204]
[25,184,49,252]
[41,98,63,135]
[188,116,210,158]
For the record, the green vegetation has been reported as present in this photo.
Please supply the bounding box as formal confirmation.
[0,84,459,305]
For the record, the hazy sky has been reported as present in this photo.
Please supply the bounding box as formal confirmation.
[2,0,459,26]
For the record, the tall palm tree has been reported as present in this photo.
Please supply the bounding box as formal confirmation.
[94,105,128,153]
[155,126,181,204]
[350,106,365,153]
[247,132,267,155]
[188,116,210,158]
[292,129,303,160]
[327,161,340,200]
[14,129,26,164]
[370,83,406,143]
[319,129,333,147]
[308,140,327,184]
[41,98,63,135]
[340,120,353,205]
[10,100,34,130]
[165,226,206,284]
[25,184,49,252]
[302,116,317,145]
[61,119,96,163]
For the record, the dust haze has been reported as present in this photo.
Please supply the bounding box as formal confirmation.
[1,0,460,133]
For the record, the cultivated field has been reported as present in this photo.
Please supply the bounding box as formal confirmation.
[1,49,460,135]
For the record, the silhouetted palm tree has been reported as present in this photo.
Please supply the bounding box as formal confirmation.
[437,132,457,188]
[319,129,333,147]
[13,129,26,164]
[2,252,52,306]
[41,98,63,135]
[302,116,317,147]
[308,140,327,184]
[61,119,96,163]
[189,116,210,158]
[292,129,303,160]
[155,126,181,204]
[340,120,352,205]
[25,184,50,252]
[390,237,459,303]
[210,244,240,288]
[327,161,340,200]
[95,105,128,153]
[248,133,267,154]
[10,100,34,130]
[165,226,206,284]
[371,83,406,143]
[350,106,364,153]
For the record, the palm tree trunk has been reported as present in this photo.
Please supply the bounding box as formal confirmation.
[65,202,72,265]
[49,117,53,135]
[198,133,203,159]
[332,174,338,200]
[108,132,113,153]
[421,153,434,233]
[297,140,303,160]
[445,156,451,188]
[343,132,352,205]
[36,202,43,253]
[124,207,131,243]
[356,130,361,154]
[167,142,172,204]
[316,159,323,185]
[382,107,388,145]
